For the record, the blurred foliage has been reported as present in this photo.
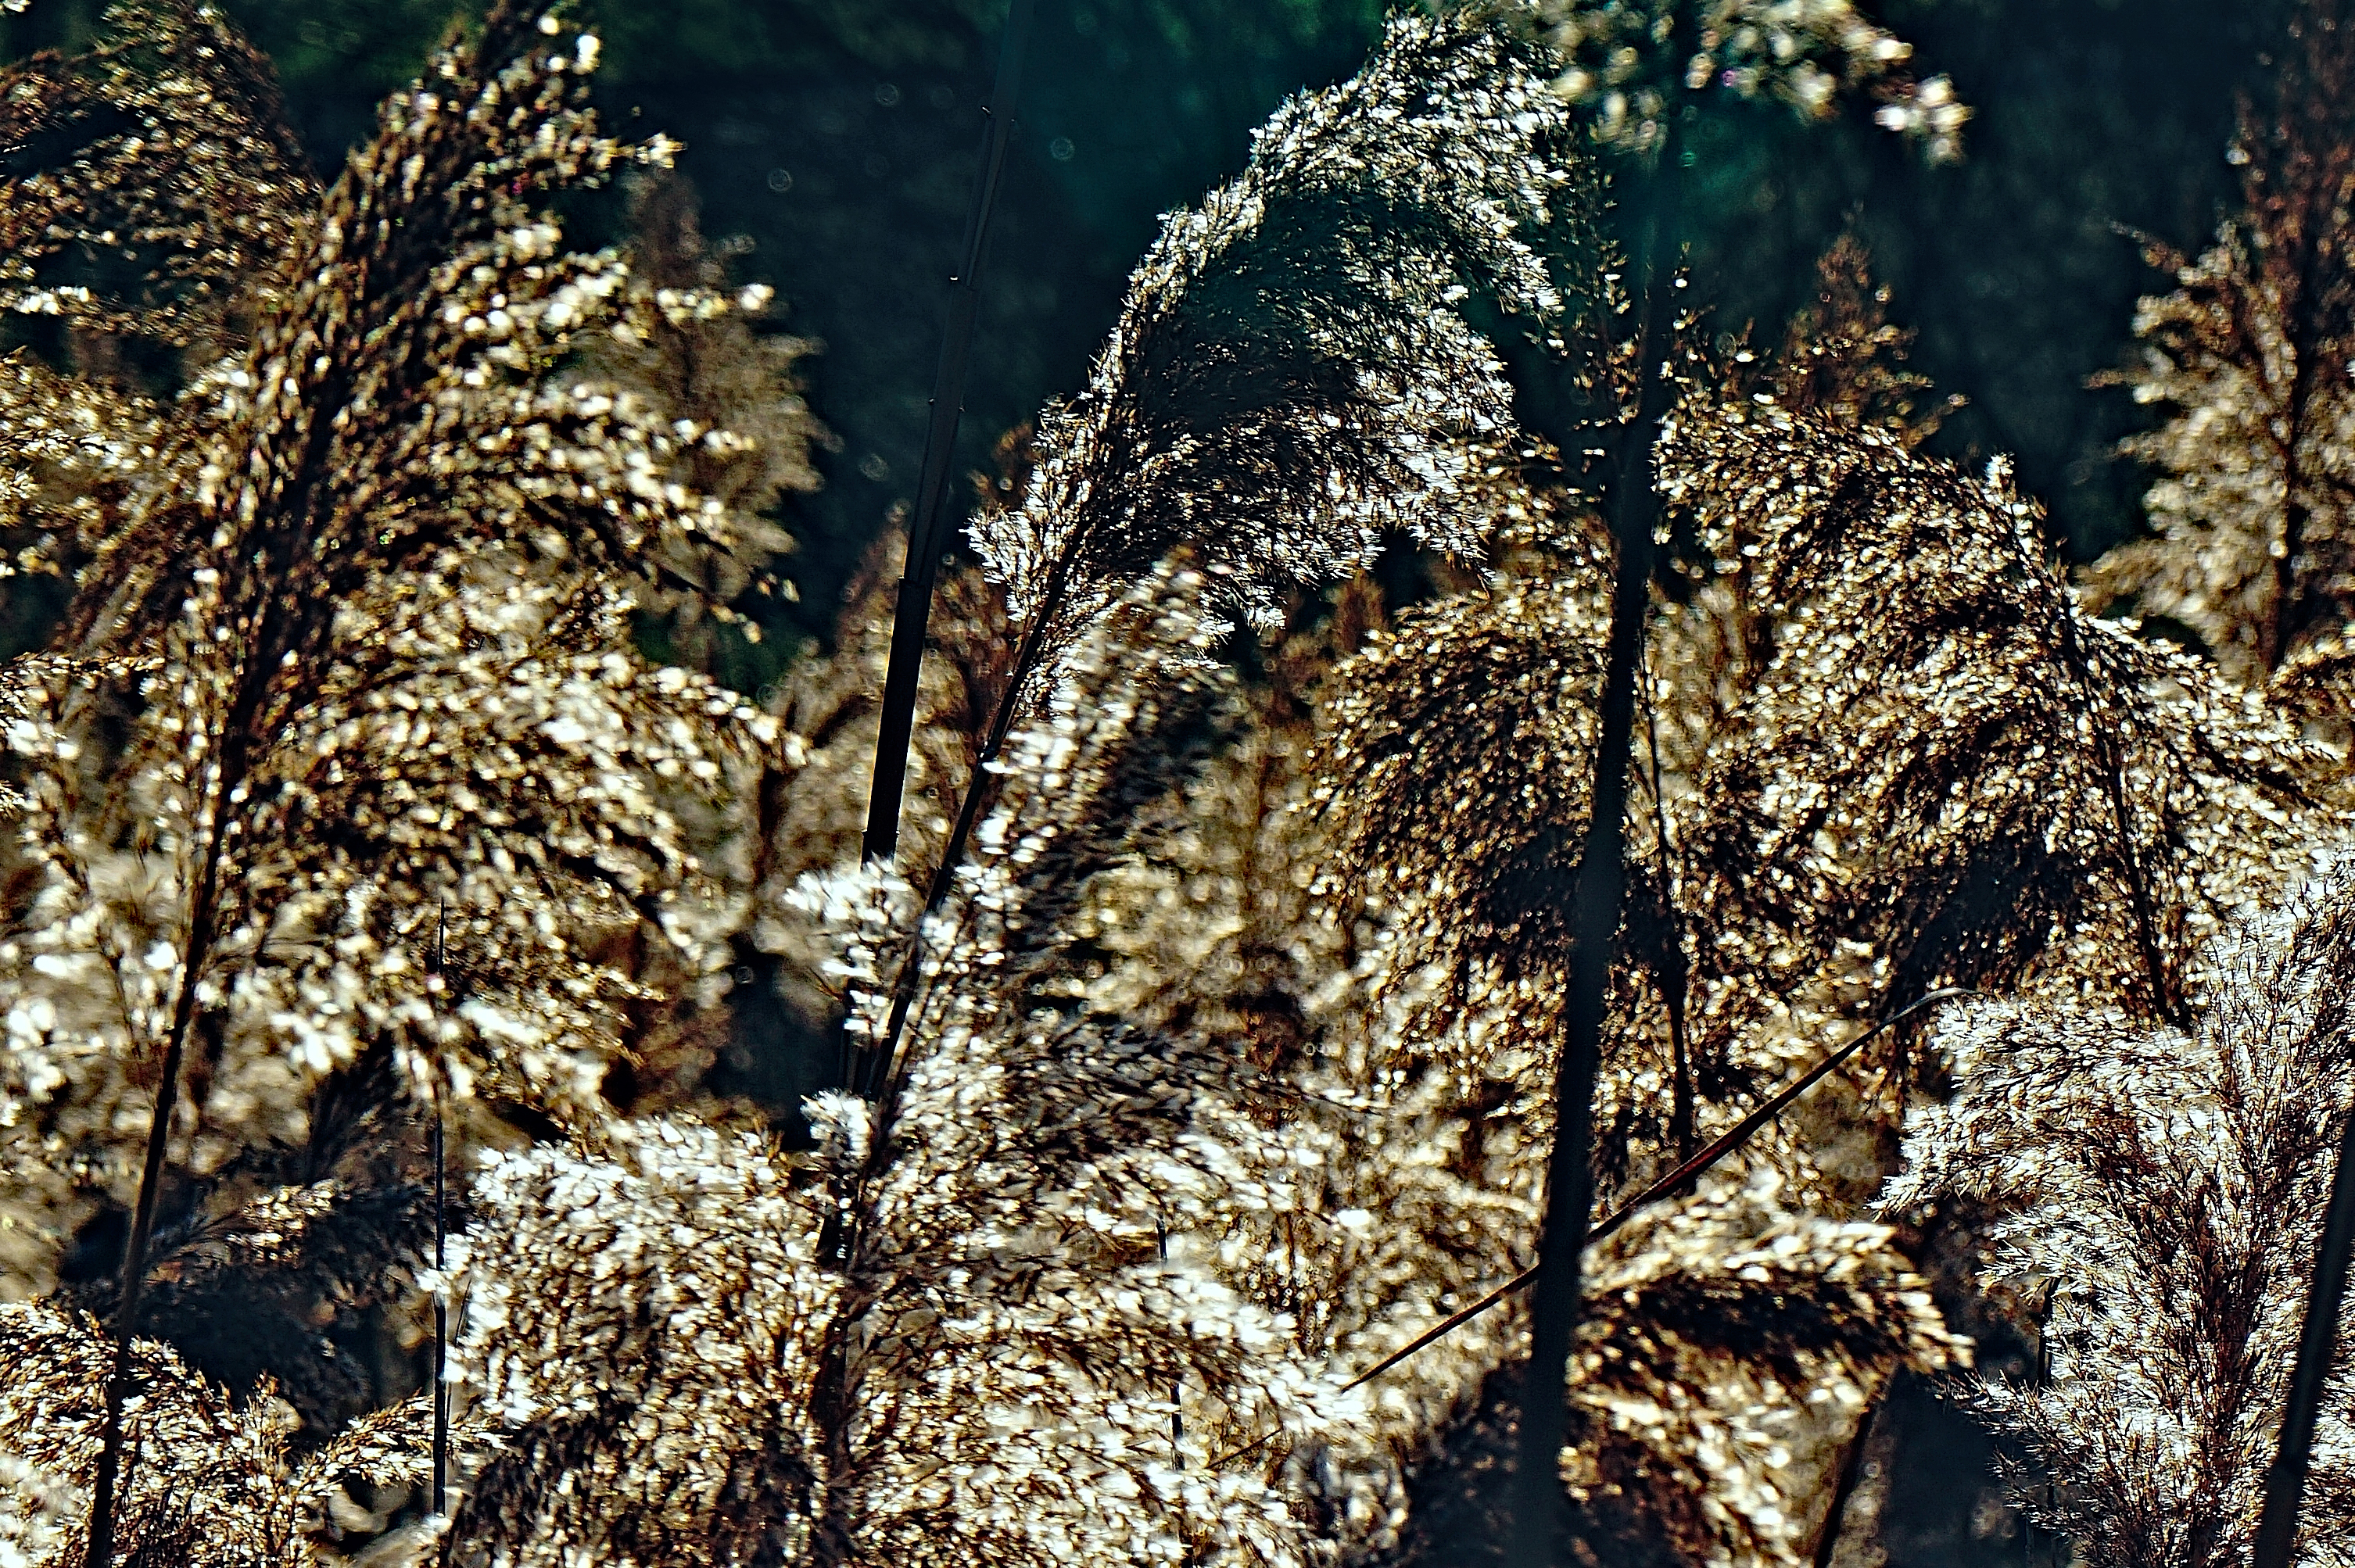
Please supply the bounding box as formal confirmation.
[0,0,2308,646]
[1663,0,2292,564]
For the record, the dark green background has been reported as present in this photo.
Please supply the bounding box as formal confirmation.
[1,0,2299,654]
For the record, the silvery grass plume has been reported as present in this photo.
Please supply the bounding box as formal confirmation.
[0,14,807,1553]
[1288,253,2337,1546]
[1729,234,1962,448]
[1303,247,1970,1212]
[0,0,315,588]
[1885,872,2355,1568]
[1545,1172,1963,1563]
[849,1,1604,1104]
[436,1118,839,1566]
[708,11,1613,1545]
[1521,0,1966,161]
[962,5,1599,671]
[0,0,797,1305]
[2085,0,2355,682]
[442,568,1330,1566]
[583,170,825,677]
[799,568,1328,1566]
[0,1302,437,1566]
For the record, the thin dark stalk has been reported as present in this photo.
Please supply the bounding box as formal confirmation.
[431,1100,450,1519]
[1504,127,1685,1564]
[87,378,374,1566]
[2253,1094,2355,1568]
[1642,678,1694,1155]
[430,903,450,1523]
[84,134,399,1560]
[1160,1226,1183,1469]
[1206,987,1968,1472]
[854,530,1078,1104]
[860,0,1038,867]
[1810,1398,1879,1568]
[83,810,233,1568]
[1335,988,1966,1401]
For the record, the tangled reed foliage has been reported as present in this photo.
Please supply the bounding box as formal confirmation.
[1306,249,1973,1212]
[1888,874,2355,1568]
[1312,554,1633,1145]
[0,1305,433,1567]
[0,5,2192,1563]
[1285,235,2343,1552]
[448,572,1326,1565]
[1523,0,1966,160]
[784,567,1954,1567]
[1048,576,1965,1563]
[1553,1173,1962,1560]
[46,1041,438,1437]
[1236,1033,1965,1566]
[0,0,803,1309]
[966,7,1598,654]
[1656,401,2336,1062]
[2087,0,2355,682]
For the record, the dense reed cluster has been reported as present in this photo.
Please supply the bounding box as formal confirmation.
[1889,878,2355,1568]
[4,1,2355,1566]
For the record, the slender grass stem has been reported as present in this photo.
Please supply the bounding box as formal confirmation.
[1207,988,1969,1470]
[83,797,234,1568]
[2254,1090,2355,1566]
[432,1101,450,1520]
[1504,125,1685,1565]
[859,0,1038,868]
